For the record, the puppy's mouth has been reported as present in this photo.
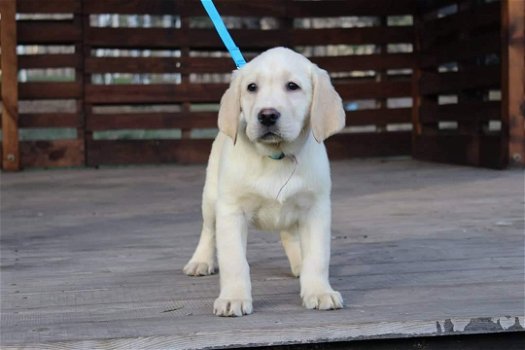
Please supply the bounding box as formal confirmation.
[258,131,283,144]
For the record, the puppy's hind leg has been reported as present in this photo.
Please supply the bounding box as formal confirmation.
[280,229,302,277]
[183,189,217,276]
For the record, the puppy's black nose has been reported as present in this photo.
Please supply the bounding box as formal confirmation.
[258,108,280,127]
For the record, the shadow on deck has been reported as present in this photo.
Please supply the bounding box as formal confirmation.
[1,159,524,349]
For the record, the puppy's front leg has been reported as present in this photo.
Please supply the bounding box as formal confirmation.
[213,201,252,317]
[299,199,343,310]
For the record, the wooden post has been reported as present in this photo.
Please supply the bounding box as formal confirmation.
[0,0,20,171]
[411,7,422,148]
[501,0,525,167]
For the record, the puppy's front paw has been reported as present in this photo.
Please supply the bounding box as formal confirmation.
[302,290,343,310]
[183,260,216,276]
[213,298,253,317]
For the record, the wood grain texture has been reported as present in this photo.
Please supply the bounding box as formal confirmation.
[19,82,82,99]
[17,0,80,13]
[85,83,226,104]
[420,66,500,95]
[20,139,84,168]
[18,54,81,69]
[84,54,415,75]
[419,33,500,68]
[85,27,414,50]
[82,0,414,17]
[326,132,411,159]
[9,0,516,170]
[1,160,523,349]
[18,113,80,128]
[86,112,217,130]
[0,0,20,171]
[419,101,501,123]
[413,0,505,168]
[336,80,412,100]
[85,56,184,74]
[17,20,81,44]
[86,139,213,165]
[346,108,411,126]
[501,0,525,167]
[421,1,500,49]
[413,134,502,169]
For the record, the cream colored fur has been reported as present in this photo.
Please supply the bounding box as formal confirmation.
[183,47,346,316]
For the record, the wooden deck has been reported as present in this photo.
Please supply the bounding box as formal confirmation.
[1,159,524,349]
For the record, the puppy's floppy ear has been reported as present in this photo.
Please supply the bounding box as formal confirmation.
[310,66,346,143]
[218,70,242,144]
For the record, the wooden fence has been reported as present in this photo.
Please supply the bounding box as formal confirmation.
[413,0,523,168]
[1,0,523,170]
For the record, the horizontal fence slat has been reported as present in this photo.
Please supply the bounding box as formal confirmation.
[182,57,236,74]
[419,33,500,67]
[85,0,285,17]
[18,54,81,69]
[192,0,414,17]
[420,66,500,95]
[413,134,502,169]
[17,0,81,14]
[19,82,82,99]
[205,27,415,47]
[187,29,278,50]
[86,109,412,131]
[418,0,459,12]
[86,27,184,48]
[87,139,213,165]
[336,80,412,99]
[20,139,84,168]
[86,27,267,49]
[86,27,414,50]
[419,101,501,123]
[87,112,217,130]
[19,113,80,128]
[291,27,414,46]
[85,84,226,104]
[82,0,414,16]
[17,21,81,44]
[83,0,185,15]
[287,0,415,17]
[312,53,415,72]
[191,54,415,74]
[193,0,285,17]
[421,2,500,48]
[87,131,412,166]
[85,57,182,74]
[346,108,411,126]
[326,131,412,159]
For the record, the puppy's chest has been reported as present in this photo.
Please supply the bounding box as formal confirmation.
[243,192,315,231]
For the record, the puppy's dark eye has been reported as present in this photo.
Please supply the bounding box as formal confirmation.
[286,82,300,91]
[247,83,257,92]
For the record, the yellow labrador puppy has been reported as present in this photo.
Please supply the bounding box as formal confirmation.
[184,47,345,316]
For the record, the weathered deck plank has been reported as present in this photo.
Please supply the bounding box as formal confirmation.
[1,159,524,349]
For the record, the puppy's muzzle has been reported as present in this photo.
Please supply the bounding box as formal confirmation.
[258,108,280,127]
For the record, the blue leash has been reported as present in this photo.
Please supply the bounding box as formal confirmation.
[200,0,246,69]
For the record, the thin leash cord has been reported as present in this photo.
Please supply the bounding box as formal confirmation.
[275,155,298,201]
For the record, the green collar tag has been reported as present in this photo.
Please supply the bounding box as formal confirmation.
[269,152,285,160]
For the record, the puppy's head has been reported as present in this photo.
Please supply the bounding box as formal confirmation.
[218,47,345,146]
